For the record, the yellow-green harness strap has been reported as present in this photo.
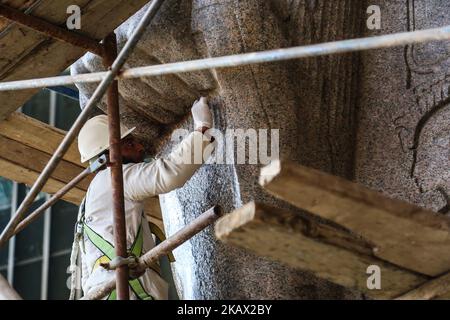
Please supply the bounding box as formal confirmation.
[83,222,153,300]
[84,224,115,260]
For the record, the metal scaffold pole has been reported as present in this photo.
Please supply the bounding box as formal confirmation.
[0,25,449,92]
[103,32,129,300]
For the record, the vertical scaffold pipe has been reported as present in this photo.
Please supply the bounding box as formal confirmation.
[103,32,129,300]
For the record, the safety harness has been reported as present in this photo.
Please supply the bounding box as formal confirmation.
[70,198,162,300]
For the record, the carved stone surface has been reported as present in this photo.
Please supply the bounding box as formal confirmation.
[357,0,450,215]
[72,0,449,298]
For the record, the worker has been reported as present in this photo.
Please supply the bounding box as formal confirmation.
[70,97,214,300]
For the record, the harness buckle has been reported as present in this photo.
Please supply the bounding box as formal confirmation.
[100,256,138,271]
[76,221,83,235]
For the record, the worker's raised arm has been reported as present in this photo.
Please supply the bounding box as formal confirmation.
[123,98,214,201]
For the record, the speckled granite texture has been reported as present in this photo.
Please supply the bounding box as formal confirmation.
[71,0,449,299]
[356,0,450,214]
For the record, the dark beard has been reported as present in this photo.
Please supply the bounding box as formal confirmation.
[122,157,140,164]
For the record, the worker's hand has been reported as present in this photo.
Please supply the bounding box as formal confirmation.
[191,97,212,130]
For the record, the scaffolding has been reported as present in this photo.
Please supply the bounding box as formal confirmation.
[0,0,450,300]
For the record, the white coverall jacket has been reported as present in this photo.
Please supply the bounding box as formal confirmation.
[80,131,213,299]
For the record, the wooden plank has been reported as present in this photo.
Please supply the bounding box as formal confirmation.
[0,0,91,74]
[0,112,82,166]
[259,160,450,277]
[0,114,87,205]
[215,202,428,299]
[0,0,149,119]
[395,272,450,300]
[0,134,91,190]
[0,157,84,205]
[0,112,90,204]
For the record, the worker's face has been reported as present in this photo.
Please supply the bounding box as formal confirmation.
[120,136,145,164]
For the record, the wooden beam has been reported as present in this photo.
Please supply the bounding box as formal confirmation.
[259,160,450,277]
[215,202,428,299]
[0,157,84,205]
[0,113,88,204]
[0,0,149,119]
[0,274,21,300]
[395,271,450,300]
[0,135,90,191]
[0,112,82,166]
[0,113,91,205]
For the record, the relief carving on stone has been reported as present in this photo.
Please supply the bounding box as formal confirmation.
[396,0,450,212]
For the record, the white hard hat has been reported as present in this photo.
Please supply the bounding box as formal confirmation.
[78,115,136,163]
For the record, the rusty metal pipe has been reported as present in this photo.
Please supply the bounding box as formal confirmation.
[0,4,104,56]
[82,206,223,300]
[103,32,129,300]
[12,168,92,237]
[0,0,165,250]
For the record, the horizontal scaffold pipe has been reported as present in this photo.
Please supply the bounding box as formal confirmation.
[0,25,450,91]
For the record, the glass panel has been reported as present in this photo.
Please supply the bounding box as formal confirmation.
[13,261,42,300]
[0,230,9,268]
[0,178,12,210]
[48,253,71,300]
[0,178,12,267]
[14,185,44,262]
[22,90,50,123]
[50,201,77,253]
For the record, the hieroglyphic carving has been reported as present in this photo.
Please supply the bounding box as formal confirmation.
[397,0,450,212]
[405,0,450,76]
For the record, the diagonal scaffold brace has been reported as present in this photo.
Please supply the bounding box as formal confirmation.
[12,155,107,237]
